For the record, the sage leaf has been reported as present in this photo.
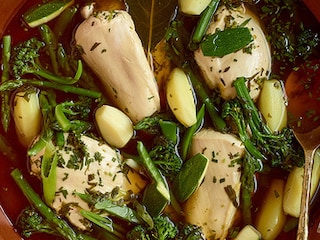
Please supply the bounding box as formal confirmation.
[200,27,253,57]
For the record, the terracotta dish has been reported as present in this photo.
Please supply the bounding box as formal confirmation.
[0,1,319,240]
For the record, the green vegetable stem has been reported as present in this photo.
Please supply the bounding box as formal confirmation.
[39,24,60,74]
[180,104,205,160]
[1,35,12,132]
[11,37,79,85]
[137,141,170,201]
[190,0,220,47]
[0,78,102,98]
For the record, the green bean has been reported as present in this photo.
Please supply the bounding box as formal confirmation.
[180,104,205,160]
[185,66,228,132]
[53,6,78,39]
[39,24,59,74]
[57,43,72,76]
[190,0,220,48]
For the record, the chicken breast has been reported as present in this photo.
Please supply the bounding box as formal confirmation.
[183,128,245,239]
[194,5,271,100]
[30,133,147,230]
[75,10,160,123]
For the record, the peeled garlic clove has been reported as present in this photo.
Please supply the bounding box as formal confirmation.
[179,0,211,15]
[166,68,197,127]
[13,90,42,148]
[95,105,134,148]
[258,79,287,132]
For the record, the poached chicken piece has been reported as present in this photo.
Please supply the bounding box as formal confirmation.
[184,128,245,239]
[30,134,146,230]
[75,10,160,123]
[194,6,271,100]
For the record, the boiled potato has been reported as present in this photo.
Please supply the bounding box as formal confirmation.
[13,90,42,148]
[179,0,211,15]
[166,68,196,127]
[255,178,287,240]
[95,105,134,148]
[258,79,287,132]
[283,149,320,217]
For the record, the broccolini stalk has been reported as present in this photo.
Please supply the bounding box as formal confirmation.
[11,169,95,240]
[222,100,265,162]
[134,116,183,180]
[54,99,93,133]
[1,35,11,132]
[230,77,303,170]
[240,154,257,225]
[0,78,102,98]
[11,37,79,85]
[222,77,304,224]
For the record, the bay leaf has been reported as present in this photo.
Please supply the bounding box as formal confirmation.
[126,0,178,49]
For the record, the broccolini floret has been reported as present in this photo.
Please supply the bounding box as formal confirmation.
[126,215,178,240]
[175,222,205,240]
[222,77,304,224]
[54,96,93,133]
[134,115,183,180]
[222,77,304,171]
[149,135,183,180]
[11,37,78,84]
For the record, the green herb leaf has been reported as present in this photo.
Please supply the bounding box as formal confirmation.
[95,199,141,224]
[200,27,253,57]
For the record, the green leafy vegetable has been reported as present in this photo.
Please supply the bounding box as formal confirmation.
[200,27,253,57]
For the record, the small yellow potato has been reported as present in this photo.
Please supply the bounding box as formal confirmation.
[179,0,211,15]
[95,105,134,148]
[283,149,320,217]
[255,178,287,240]
[166,68,196,127]
[13,90,42,148]
[258,79,287,132]
[235,225,261,240]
